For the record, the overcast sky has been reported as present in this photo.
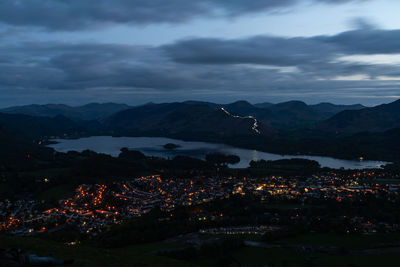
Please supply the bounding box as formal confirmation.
[1,0,400,107]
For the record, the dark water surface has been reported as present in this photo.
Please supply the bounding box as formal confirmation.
[48,136,388,169]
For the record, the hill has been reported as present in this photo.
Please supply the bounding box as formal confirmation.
[0,112,88,140]
[0,124,55,169]
[105,102,271,138]
[221,101,261,116]
[219,101,366,130]
[310,103,365,117]
[317,99,400,134]
[3,101,369,133]
[1,103,131,121]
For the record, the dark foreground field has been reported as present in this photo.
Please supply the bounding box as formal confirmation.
[2,233,400,267]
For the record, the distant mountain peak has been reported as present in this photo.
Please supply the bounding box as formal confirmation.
[228,100,253,106]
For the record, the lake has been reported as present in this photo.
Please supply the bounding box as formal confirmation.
[48,136,388,169]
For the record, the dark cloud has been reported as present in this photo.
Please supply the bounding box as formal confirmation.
[0,0,366,31]
[164,27,400,63]
[0,42,212,91]
[322,29,400,54]
[163,36,337,66]
[163,27,400,79]
[1,25,400,107]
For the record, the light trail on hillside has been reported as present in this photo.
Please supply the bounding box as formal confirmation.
[220,108,261,134]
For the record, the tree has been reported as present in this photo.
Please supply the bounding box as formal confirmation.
[205,153,240,167]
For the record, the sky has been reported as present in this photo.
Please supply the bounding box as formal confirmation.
[1,0,400,107]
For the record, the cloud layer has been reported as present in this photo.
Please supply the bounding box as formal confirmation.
[1,26,400,106]
[0,0,365,30]
[0,0,399,106]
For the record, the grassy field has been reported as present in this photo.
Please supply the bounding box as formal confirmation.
[2,233,400,266]
[264,203,321,210]
[194,233,400,266]
[34,184,75,201]
[231,246,400,267]
[20,168,71,179]
[0,235,193,267]
[277,233,400,249]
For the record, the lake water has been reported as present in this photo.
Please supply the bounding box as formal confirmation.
[48,136,388,169]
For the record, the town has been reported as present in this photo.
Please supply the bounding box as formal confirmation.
[1,170,400,237]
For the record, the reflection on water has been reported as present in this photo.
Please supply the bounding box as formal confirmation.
[251,150,260,163]
[48,136,389,169]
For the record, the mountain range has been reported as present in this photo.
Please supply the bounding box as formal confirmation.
[1,100,367,133]
[1,99,400,161]
[1,103,130,121]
